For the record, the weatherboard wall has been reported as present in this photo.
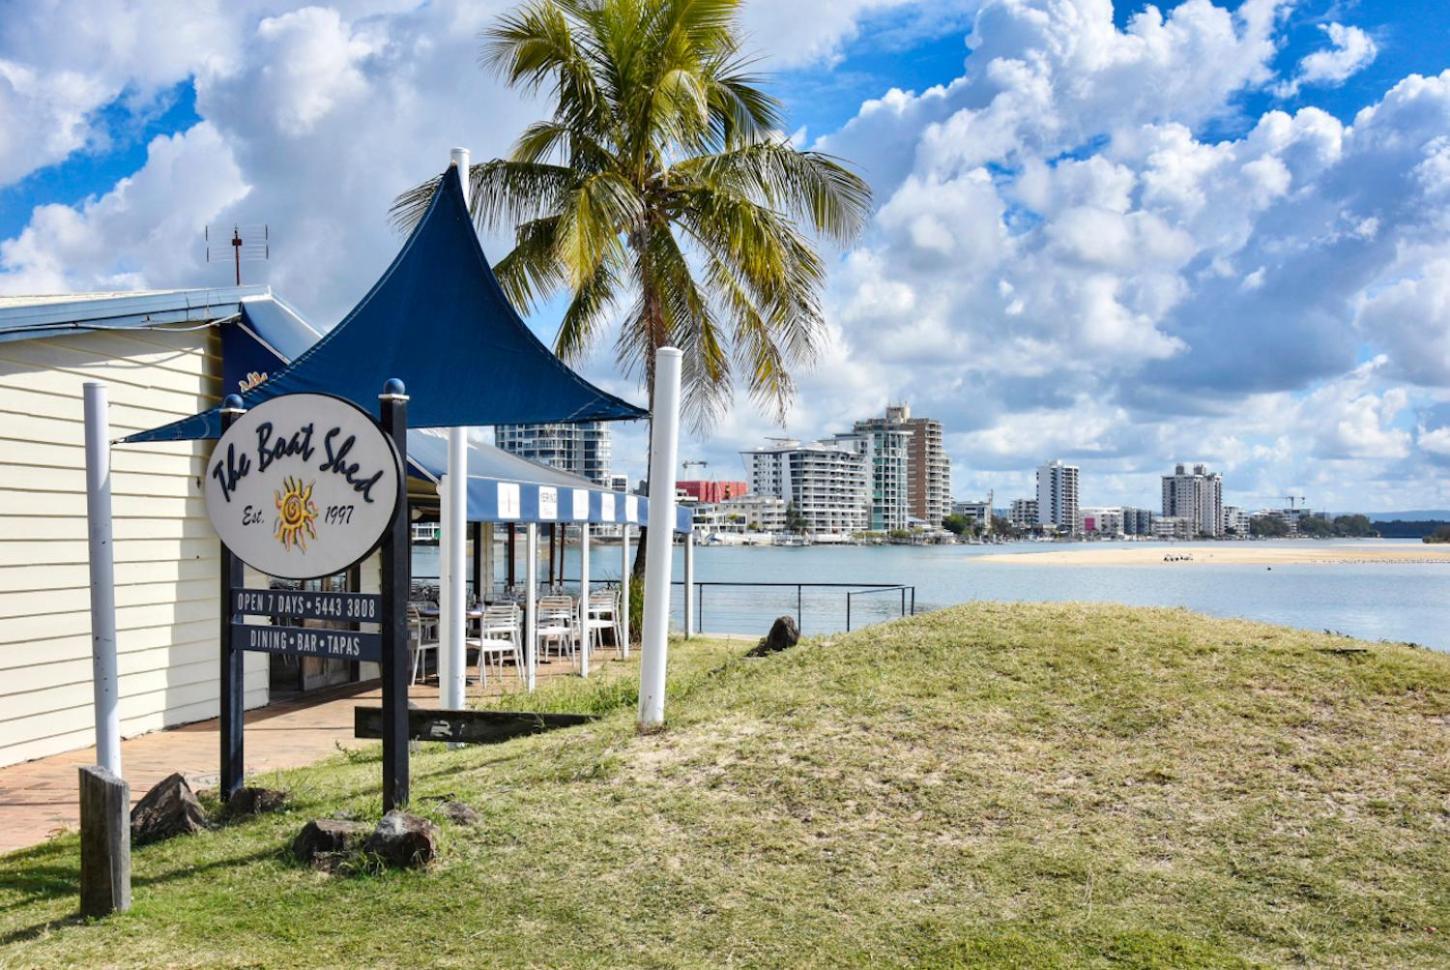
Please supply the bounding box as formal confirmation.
[0,325,268,768]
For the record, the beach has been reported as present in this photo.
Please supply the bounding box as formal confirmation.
[976,543,1450,567]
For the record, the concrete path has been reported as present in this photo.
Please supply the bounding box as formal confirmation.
[0,654,616,856]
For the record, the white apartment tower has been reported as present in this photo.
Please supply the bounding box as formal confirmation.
[1036,460,1080,533]
[836,425,909,531]
[495,421,612,486]
[1161,463,1224,538]
[742,438,871,535]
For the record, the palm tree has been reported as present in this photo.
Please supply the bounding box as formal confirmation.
[392,0,872,574]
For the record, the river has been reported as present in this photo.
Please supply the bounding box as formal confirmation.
[414,538,1450,650]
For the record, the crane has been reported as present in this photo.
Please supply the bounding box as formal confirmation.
[683,460,709,476]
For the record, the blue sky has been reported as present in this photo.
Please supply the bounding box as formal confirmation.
[2,0,1449,512]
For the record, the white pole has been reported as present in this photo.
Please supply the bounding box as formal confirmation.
[579,522,591,677]
[436,478,452,702]
[619,525,630,659]
[83,383,121,775]
[525,524,538,691]
[444,147,471,712]
[638,348,683,729]
[683,532,694,639]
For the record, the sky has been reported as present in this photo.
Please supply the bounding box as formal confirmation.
[2,0,1450,514]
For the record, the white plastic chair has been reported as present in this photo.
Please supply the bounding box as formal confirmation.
[537,595,577,661]
[408,605,439,685]
[584,589,618,657]
[474,603,523,686]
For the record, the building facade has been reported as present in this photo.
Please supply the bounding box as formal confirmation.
[1222,505,1250,535]
[1153,515,1194,540]
[1121,506,1156,535]
[1080,507,1124,536]
[1036,460,1080,533]
[495,422,612,486]
[1010,498,1039,530]
[677,479,749,505]
[742,438,870,535]
[952,499,992,526]
[852,404,951,526]
[1161,463,1224,537]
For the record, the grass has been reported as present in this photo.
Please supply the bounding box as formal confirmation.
[2,603,1449,968]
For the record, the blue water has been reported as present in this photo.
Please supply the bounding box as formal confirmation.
[415,539,1450,650]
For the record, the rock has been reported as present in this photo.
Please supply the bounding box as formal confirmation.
[130,773,209,845]
[364,811,439,868]
[437,801,480,826]
[747,615,800,657]
[291,818,372,867]
[224,786,288,819]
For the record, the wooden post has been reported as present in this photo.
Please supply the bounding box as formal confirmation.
[218,396,246,803]
[78,765,130,917]
[378,380,411,812]
[507,524,517,590]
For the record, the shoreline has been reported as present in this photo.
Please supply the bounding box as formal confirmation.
[976,544,1450,567]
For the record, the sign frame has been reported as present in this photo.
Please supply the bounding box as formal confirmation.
[205,391,404,582]
[216,383,412,813]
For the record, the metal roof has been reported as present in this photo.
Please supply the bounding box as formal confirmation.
[0,286,269,344]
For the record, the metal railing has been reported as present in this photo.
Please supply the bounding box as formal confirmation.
[672,580,915,635]
[413,574,918,636]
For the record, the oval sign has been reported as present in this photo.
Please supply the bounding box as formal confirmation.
[204,393,402,580]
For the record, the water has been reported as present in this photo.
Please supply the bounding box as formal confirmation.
[414,539,1450,650]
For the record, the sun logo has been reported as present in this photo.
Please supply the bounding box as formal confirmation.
[274,476,319,551]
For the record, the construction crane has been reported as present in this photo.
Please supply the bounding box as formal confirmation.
[1280,495,1307,510]
[683,460,709,477]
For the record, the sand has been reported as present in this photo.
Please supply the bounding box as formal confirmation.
[975,543,1450,567]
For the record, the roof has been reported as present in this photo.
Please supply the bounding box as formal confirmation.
[0,286,268,344]
[124,164,646,442]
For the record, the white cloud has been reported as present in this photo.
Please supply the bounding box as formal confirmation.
[1275,22,1378,99]
[1,0,1448,511]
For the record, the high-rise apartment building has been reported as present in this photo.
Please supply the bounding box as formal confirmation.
[742,438,871,535]
[1161,463,1224,537]
[1010,498,1039,529]
[1121,506,1156,535]
[1036,460,1080,533]
[495,422,612,485]
[852,404,952,526]
[836,425,909,531]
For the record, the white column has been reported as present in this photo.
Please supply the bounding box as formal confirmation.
[638,347,683,729]
[579,522,591,677]
[443,146,471,712]
[525,524,538,691]
[619,525,630,659]
[683,531,695,639]
[436,478,452,702]
[83,383,121,775]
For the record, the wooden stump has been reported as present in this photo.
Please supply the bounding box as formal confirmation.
[79,765,131,917]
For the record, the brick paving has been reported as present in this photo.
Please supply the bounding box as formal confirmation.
[0,654,614,856]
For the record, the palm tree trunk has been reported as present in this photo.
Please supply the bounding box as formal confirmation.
[630,272,667,582]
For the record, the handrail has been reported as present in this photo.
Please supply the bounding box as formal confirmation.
[413,574,918,635]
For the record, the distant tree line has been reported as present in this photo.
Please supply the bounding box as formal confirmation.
[1376,520,1450,539]
[1424,525,1450,544]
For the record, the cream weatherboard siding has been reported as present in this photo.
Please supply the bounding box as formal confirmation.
[0,324,267,768]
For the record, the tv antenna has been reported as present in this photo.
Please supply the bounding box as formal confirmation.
[206,224,269,285]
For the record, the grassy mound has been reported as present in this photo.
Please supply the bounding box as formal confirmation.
[2,603,1448,968]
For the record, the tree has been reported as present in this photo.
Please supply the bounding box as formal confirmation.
[942,514,971,536]
[1250,515,1290,538]
[1424,525,1450,545]
[393,0,872,560]
[784,502,808,534]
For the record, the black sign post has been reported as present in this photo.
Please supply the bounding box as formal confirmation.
[377,379,410,812]
[218,397,246,803]
[212,381,410,810]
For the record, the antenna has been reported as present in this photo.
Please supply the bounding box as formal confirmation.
[683,459,710,477]
[205,224,270,286]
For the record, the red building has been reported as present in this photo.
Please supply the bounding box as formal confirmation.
[678,480,749,504]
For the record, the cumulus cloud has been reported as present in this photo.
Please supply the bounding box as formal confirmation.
[1,0,1447,511]
[1275,22,1378,99]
